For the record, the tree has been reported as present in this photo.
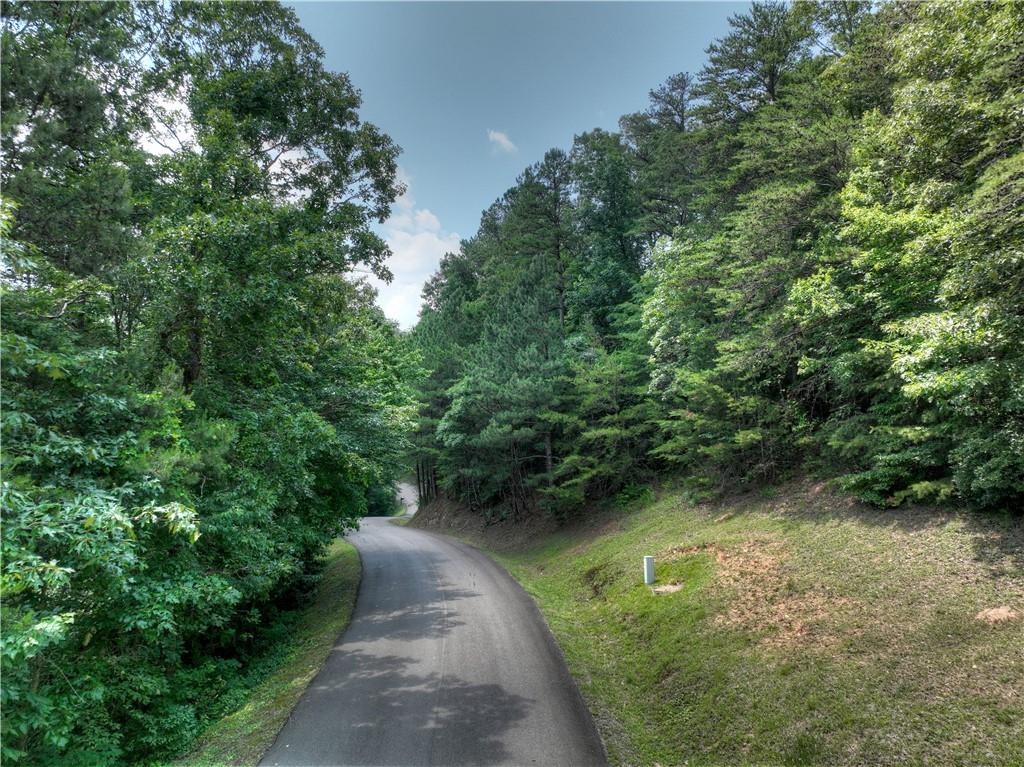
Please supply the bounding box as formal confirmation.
[620,72,702,239]
[819,1,1024,506]
[411,0,1021,532]
[569,129,645,333]
[696,1,813,123]
[1,3,414,763]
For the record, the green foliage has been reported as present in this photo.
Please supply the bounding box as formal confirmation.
[413,0,1022,518]
[365,484,402,517]
[3,0,1021,759]
[1,3,413,763]
[173,539,361,767]
[413,131,653,518]
[817,0,1024,506]
[640,0,1023,508]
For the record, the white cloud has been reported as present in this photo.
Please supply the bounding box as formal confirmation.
[367,169,460,329]
[487,129,517,154]
[414,208,441,232]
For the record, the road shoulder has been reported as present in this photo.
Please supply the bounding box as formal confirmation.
[172,539,361,767]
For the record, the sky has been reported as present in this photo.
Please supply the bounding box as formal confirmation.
[290,1,747,328]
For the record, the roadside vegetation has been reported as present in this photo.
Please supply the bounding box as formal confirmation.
[173,540,361,767]
[417,483,1024,766]
[1,5,411,764]
[4,1,1022,764]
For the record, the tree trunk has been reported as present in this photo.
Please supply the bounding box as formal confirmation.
[554,190,566,331]
[182,312,202,391]
[556,261,566,330]
[544,431,554,485]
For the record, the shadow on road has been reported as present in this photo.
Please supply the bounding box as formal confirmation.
[305,649,533,765]
[261,524,603,767]
[350,581,480,644]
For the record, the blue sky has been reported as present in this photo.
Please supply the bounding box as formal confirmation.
[291,1,746,327]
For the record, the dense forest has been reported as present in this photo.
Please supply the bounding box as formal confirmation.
[2,1,1022,765]
[1,3,414,763]
[412,0,1023,517]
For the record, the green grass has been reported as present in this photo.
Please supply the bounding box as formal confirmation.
[385,502,408,517]
[487,482,1024,766]
[172,539,361,767]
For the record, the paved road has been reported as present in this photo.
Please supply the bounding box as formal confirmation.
[397,481,418,517]
[260,516,606,766]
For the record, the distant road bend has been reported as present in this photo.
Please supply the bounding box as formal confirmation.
[260,491,606,766]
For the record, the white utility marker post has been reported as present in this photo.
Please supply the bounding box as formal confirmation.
[643,556,655,585]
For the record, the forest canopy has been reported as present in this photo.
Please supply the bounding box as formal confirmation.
[410,0,1023,517]
[1,3,414,763]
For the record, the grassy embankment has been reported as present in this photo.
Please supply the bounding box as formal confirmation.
[173,539,361,767]
[432,482,1024,766]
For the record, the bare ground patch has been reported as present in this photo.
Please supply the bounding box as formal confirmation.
[652,582,684,595]
[659,537,861,648]
[975,606,1021,625]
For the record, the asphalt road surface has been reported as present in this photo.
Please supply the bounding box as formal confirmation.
[259,514,607,767]
[396,481,418,517]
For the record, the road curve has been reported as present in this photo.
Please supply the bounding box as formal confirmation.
[260,516,607,767]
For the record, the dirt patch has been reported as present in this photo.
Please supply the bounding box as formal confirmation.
[975,606,1021,625]
[664,537,859,648]
[661,539,783,578]
[716,539,785,579]
[652,582,684,595]
[758,592,860,648]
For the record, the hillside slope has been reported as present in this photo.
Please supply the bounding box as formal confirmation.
[413,482,1023,766]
